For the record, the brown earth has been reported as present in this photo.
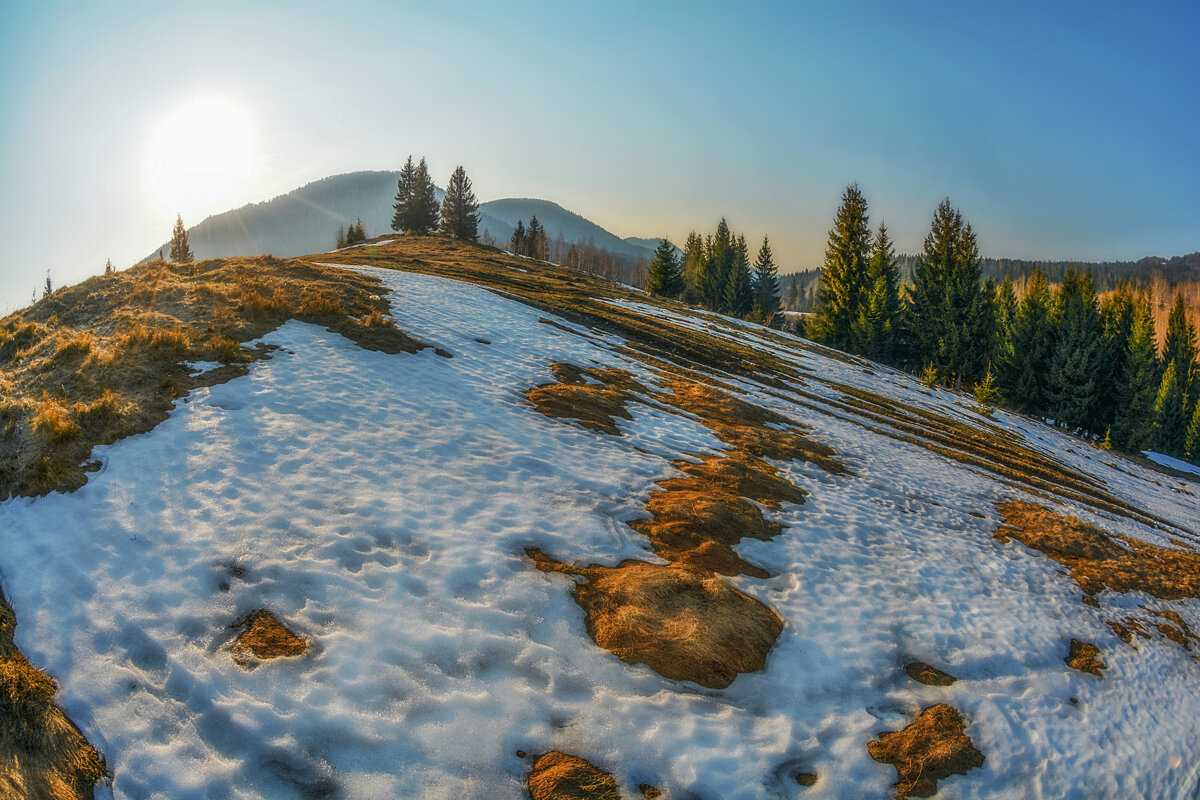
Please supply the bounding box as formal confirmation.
[1064,640,1106,676]
[528,551,782,689]
[527,751,620,800]
[905,662,957,687]
[233,610,307,661]
[867,704,985,799]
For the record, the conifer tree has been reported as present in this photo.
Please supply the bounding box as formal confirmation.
[1111,295,1161,452]
[700,220,735,311]
[752,235,781,319]
[526,216,546,260]
[439,165,481,241]
[1186,397,1200,462]
[345,219,366,246]
[104,258,114,276]
[1095,286,1136,434]
[410,158,440,234]
[786,279,800,311]
[510,220,526,254]
[43,270,52,297]
[721,236,753,317]
[336,225,346,249]
[904,199,984,385]
[993,276,1018,382]
[391,156,418,232]
[169,214,193,263]
[681,231,706,304]
[1045,268,1101,432]
[1002,269,1053,415]
[1163,292,1197,396]
[1153,360,1188,456]
[808,185,870,349]
[853,223,900,361]
[646,238,683,298]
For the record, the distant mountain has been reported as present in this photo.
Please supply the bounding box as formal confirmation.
[144,171,660,263]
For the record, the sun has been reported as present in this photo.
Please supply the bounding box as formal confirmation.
[144,92,259,218]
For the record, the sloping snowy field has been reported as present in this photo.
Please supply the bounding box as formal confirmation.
[2,267,1199,799]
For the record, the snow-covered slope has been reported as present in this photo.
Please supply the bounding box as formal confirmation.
[2,248,1199,800]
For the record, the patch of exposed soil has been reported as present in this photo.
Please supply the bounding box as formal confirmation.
[796,771,818,786]
[233,609,307,661]
[1065,640,1106,676]
[905,661,957,686]
[527,751,620,800]
[994,500,1200,600]
[867,704,985,799]
[0,591,106,799]
[528,551,783,689]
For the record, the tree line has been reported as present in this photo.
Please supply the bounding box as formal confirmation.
[643,220,781,322]
[390,156,481,242]
[807,185,1200,461]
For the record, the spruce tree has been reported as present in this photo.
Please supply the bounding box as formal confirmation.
[439,165,481,241]
[993,276,1018,383]
[391,156,418,232]
[104,258,114,276]
[904,199,984,385]
[681,231,705,304]
[854,223,900,361]
[1095,286,1136,434]
[1112,295,1161,452]
[1163,292,1197,397]
[647,238,683,298]
[1045,268,1101,433]
[169,214,193,263]
[410,158,440,234]
[808,184,870,349]
[1153,360,1188,456]
[752,235,781,319]
[1186,397,1200,462]
[510,220,526,254]
[345,219,366,246]
[721,236,753,318]
[1002,269,1054,416]
[526,216,546,260]
[700,220,735,311]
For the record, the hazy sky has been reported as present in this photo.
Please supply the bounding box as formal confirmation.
[2,1,1198,312]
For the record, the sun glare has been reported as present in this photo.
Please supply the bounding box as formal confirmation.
[144,92,259,218]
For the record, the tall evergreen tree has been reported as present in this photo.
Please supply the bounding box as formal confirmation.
[752,235,781,319]
[526,216,547,260]
[391,156,418,232]
[104,258,115,276]
[1111,295,1161,452]
[510,220,526,254]
[439,165,481,241]
[854,223,900,361]
[721,235,753,317]
[1002,269,1054,415]
[1045,268,1102,432]
[993,276,1018,383]
[1095,286,1136,434]
[169,214,193,263]
[1186,396,1200,462]
[681,231,706,304]
[904,199,984,386]
[808,184,871,349]
[700,219,735,310]
[1163,292,1197,397]
[1153,360,1188,456]
[410,158,440,234]
[646,238,683,298]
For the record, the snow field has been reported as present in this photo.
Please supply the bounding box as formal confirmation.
[0,269,1197,798]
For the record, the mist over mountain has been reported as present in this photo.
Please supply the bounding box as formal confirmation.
[144,171,660,263]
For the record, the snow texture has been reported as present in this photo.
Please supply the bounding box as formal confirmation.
[1145,450,1200,477]
[2,268,1199,799]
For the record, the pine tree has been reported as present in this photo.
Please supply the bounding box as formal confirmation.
[1045,268,1101,433]
[808,184,870,349]
[439,165,480,241]
[974,363,1002,414]
[510,220,526,254]
[721,236,753,317]
[1186,396,1200,462]
[104,258,114,276]
[786,279,800,311]
[700,220,735,311]
[993,275,1018,383]
[681,231,706,304]
[646,238,683,298]
[169,214,193,263]
[345,219,366,246]
[1112,295,1161,452]
[410,158,440,234]
[391,156,418,232]
[526,216,546,260]
[1153,360,1188,456]
[43,270,52,297]
[1163,292,1197,396]
[752,235,781,319]
[853,223,899,361]
[1002,269,1053,416]
[904,199,984,386]
[1095,286,1136,434]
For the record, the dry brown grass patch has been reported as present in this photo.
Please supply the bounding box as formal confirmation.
[232,610,307,662]
[525,362,648,436]
[905,662,957,686]
[994,500,1200,600]
[867,704,985,799]
[528,550,783,688]
[526,751,619,800]
[0,593,105,800]
[1064,639,1105,676]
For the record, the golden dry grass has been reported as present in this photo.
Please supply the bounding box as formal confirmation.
[526,751,620,800]
[0,593,105,800]
[905,662,957,687]
[0,255,431,500]
[867,704,985,799]
[528,551,783,689]
[1064,639,1106,676]
[994,500,1200,600]
[232,610,306,661]
[525,363,647,436]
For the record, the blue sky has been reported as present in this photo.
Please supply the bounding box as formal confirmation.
[2,1,1198,311]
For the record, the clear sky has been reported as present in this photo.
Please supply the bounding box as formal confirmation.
[2,0,1198,312]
